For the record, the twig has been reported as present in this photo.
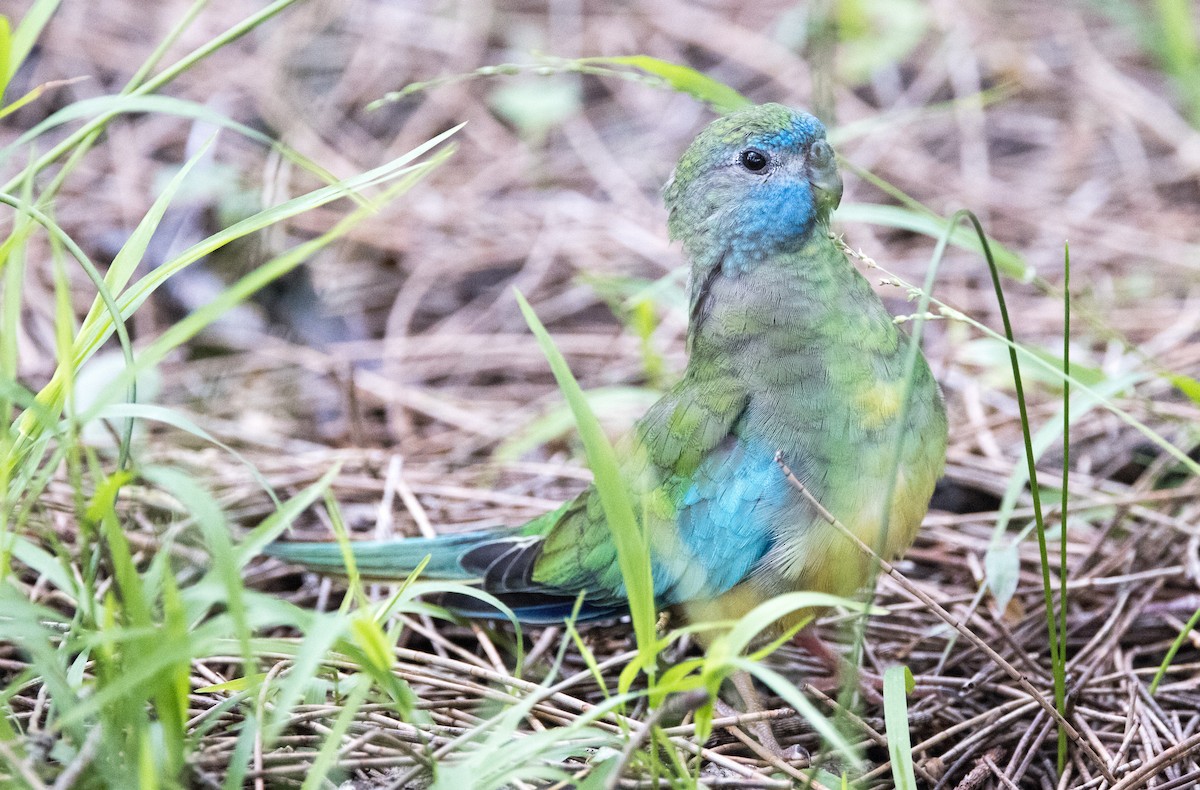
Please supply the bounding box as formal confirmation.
[1108,730,1200,789]
[951,746,1005,790]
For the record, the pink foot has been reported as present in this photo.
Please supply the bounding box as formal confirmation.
[792,628,884,704]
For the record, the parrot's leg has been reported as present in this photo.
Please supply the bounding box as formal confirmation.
[793,628,844,673]
[728,670,785,756]
[793,629,884,704]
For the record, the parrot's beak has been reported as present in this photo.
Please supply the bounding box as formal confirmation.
[806,139,843,214]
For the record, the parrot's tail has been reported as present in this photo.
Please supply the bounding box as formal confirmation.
[262,525,531,581]
[264,526,624,625]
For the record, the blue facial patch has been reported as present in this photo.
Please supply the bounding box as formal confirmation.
[720,174,819,274]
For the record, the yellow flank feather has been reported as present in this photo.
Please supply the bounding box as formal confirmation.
[853,379,906,431]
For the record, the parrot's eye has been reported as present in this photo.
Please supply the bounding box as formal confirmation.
[739,149,769,172]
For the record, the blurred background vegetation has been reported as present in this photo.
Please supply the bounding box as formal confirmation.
[6,0,1197,453]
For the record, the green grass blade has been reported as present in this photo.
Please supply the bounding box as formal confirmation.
[723,591,880,657]
[960,210,1066,765]
[143,466,254,673]
[2,95,260,161]
[1056,242,1071,770]
[583,56,751,113]
[494,386,661,463]
[237,464,342,567]
[729,657,862,768]
[257,613,344,745]
[53,141,457,441]
[0,16,10,101]
[6,534,77,596]
[841,195,948,725]
[74,129,455,379]
[983,372,1143,607]
[96,402,280,505]
[1169,372,1200,404]
[137,0,300,99]
[0,0,304,198]
[122,0,204,91]
[0,192,136,470]
[0,94,341,192]
[7,0,59,82]
[55,619,229,731]
[1154,0,1200,125]
[92,471,148,625]
[298,673,373,790]
[371,53,749,115]
[883,665,917,790]
[514,290,658,674]
[1150,604,1200,694]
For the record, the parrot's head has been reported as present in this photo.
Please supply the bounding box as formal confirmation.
[664,103,841,274]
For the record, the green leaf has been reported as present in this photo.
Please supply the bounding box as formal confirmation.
[237,464,342,567]
[40,131,458,446]
[1169,373,1200,404]
[7,535,78,599]
[984,541,1020,612]
[515,290,659,674]
[7,0,59,85]
[1150,602,1200,693]
[0,15,11,101]
[299,674,372,790]
[0,76,93,122]
[723,590,880,657]
[143,465,254,673]
[76,135,213,339]
[349,614,395,674]
[490,77,581,140]
[833,0,930,83]
[98,403,278,504]
[957,338,1105,390]
[1153,0,1200,125]
[883,665,918,790]
[194,674,267,694]
[586,56,751,113]
[258,613,346,746]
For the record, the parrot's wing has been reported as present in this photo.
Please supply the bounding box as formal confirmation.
[530,370,780,609]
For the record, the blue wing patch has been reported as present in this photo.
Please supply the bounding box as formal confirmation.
[652,437,786,605]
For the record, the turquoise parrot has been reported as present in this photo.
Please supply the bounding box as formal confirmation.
[267,103,948,635]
